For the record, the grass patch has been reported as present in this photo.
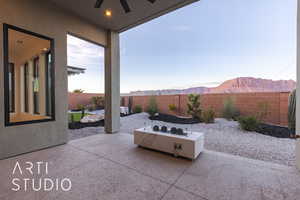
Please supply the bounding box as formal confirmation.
[68,113,90,122]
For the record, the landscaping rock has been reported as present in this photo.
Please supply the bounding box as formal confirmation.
[80,114,104,123]
[149,113,200,124]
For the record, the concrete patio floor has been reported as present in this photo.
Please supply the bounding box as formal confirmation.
[1,133,300,200]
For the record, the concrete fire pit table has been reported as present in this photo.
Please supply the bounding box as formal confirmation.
[134,126,204,160]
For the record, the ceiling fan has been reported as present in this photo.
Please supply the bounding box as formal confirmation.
[95,0,156,13]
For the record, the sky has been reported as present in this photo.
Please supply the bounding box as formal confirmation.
[68,0,297,93]
[67,35,105,93]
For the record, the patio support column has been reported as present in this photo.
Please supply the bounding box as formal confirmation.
[296,0,300,170]
[105,30,120,133]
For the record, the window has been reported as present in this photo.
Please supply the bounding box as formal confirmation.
[3,24,55,126]
[33,57,40,114]
[24,63,29,113]
[9,63,15,113]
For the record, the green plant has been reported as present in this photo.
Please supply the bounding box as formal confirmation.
[256,101,270,121]
[76,104,85,110]
[202,108,215,124]
[187,94,202,120]
[288,89,296,135]
[69,113,89,122]
[168,104,177,112]
[146,97,158,117]
[222,97,240,120]
[133,105,143,113]
[70,113,74,123]
[128,96,133,114]
[91,96,105,110]
[76,104,86,119]
[73,89,84,93]
[238,116,259,132]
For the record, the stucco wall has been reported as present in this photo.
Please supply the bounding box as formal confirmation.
[0,0,107,159]
[296,0,300,170]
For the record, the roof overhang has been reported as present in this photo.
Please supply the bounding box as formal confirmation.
[49,0,200,33]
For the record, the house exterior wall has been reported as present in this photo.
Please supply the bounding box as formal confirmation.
[296,0,300,170]
[0,0,107,159]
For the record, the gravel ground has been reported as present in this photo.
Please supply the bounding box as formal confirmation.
[69,113,296,166]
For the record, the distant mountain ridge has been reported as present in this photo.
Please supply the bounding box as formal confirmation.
[129,77,296,96]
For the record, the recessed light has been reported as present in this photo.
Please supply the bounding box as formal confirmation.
[42,48,48,51]
[105,9,112,17]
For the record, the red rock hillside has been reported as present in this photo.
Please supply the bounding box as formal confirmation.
[210,77,296,93]
[129,77,296,95]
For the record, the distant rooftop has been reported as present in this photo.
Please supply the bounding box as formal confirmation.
[67,66,86,76]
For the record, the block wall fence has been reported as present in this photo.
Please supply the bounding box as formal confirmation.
[69,92,291,126]
[68,93,104,110]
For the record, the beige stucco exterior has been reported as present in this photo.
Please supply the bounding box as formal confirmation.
[0,0,107,159]
[296,0,300,170]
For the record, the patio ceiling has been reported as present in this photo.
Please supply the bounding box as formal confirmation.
[49,0,199,32]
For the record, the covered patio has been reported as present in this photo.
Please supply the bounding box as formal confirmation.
[1,132,300,200]
[0,0,300,199]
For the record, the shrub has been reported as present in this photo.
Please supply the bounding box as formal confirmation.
[133,105,143,113]
[91,96,105,110]
[87,105,94,111]
[222,97,240,120]
[238,116,259,132]
[146,97,158,117]
[187,94,202,120]
[202,108,215,124]
[288,89,296,135]
[76,104,86,119]
[256,101,270,122]
[76,104,85,110]
[168,104,177,112]
[70,113,75,123]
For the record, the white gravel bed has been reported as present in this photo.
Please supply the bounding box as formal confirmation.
[69,113,296,166]
[119,113,296,166]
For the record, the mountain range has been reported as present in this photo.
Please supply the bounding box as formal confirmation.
[129,77,296,96]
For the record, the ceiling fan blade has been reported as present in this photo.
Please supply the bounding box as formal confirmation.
[120,0,131,13]
[147,0,156,3]
[94,0,104,8]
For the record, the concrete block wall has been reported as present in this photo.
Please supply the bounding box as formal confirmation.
[124,92,290,126]
[68,93,104,110]
[68,92,290,126]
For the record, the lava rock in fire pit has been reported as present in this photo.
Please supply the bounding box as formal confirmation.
[161,126,168,133]
[171,127,177,134]
[153,125,159,132]
[177,128,184,135]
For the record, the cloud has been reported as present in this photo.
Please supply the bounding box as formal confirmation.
[67,35,104,68]
[67,34,105,93]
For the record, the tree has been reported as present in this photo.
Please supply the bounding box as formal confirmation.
[73,89,84,93]
[146,96,158,117]
[187,94,202,120]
